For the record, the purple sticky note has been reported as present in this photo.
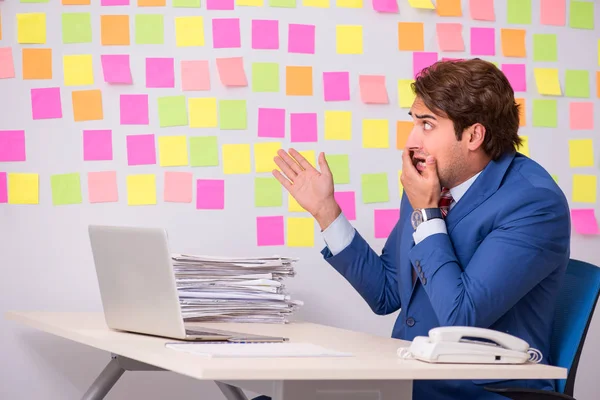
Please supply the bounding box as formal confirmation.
[31,87,62,120]
[83,130,113,161]
[196,179,225,209]
[212,18,241,48]
[374,209,400,238]
[436,23,464,52]
[288,24,315,54]
[0,130,25,162]
[120,94,149,125]
[0,172,7,203]
[146,58,174,88]
[256,216,285,246]
[252,20,279,50]
[181,60,211,91]
[413,52,438,78]
[207,0,234,9]
[258,108,285,138]
[570,102,594,130]
[102,0,129,4]
[334,191,356,220]
[126,134,156,166]
[571,209,599,235]
[372,0,398,13]
[101,55,132,84]
[470,27,495,55]
[323,72,350,101]
[290,113,317,142]
[501,64,526,92]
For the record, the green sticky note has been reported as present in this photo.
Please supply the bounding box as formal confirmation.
[569,0,594,30]
[158,96,188,127]
[507,0,531,24]
[62,13,92,44]
[255,177,283,207]
[532,99,557,127]
[252,62,279,92]
[51,173,82,205]
[269,0,296,6]
[326,154,350,184]
[173,0,201,6]
[189,136,219,166]
[533,34,557,62]
[551,174,558,183]
[565,70,590,98]
[219,100,247,129]
[135,15,164,44]
[361,173,389,203]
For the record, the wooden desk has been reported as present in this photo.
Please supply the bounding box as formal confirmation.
[5,311,567,400]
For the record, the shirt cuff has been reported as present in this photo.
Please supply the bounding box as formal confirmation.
[322,212,356,256]
[412,218,447,244]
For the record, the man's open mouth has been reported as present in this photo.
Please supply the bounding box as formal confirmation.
[411,154,427,171]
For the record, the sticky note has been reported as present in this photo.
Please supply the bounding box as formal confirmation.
[470,27,495,56]
[182,60,210,91]
[237,0,263,5]
[127,134,156,165]
[571,209,599,235]
[255,177,283,207]
[256,216,285,246]
[436,23,464,52]
[541,0,565,26]
[413,52,438,78]
[174,16,205,47]
[222,143,251,174]
[120,94,149,125]
[533,99,557,127]
[572,175,596,203]
[135,14,164,44]
[568,139,594,167]
[101,55,132,84]
[291,113,318,142]
[146,58,174,88]
[127,174,156,206]
[215,58,246,87]
[0,47,14,79]
[62,13,92,44]
[436,0,462,16]
[534,68,561,95]
[51,173,82,206]
[362,119,389,148]
[164,172,192,203]
[0,173,6,203]
[102,0,129,4]
[470,0,495,21]
[63,55,94,86]
[374,209,400,238]
[326,154,350,184]
[407,0,434,8]
[303,0,329,7]
[516,98,526,126]
[252,62,279,92]
[336,25,362,54]
[533,34,557,62]
[359,75,388,104]
[270,0,296,6]
[570,102,593,130]
[22,48,52,80]
[8,173,39,204]
[174,0,201,6]
[398,79,416,108]
[158,95,188,127]
[31,87,62,120]
[324,110,352,140]
[207,0,234,9]
[507,0,531,24]
[286,66,313,96]
[288,24,315,54]
[361,173,389,203]
[288,193,307,213]
[501,29,526,57]
[501,64,526,92]
[138,0,166,5]
[565,70,590,98]
[72,89,103,122]
[398,170,404,197]
[252,20,279,49]
[219,100,247,129]
[255,142,281,173]
[212,18,241,48]
[323,72,350,101]
[398,22,424,52]
[569,0,594,29]
[0,130,26,162]
[396,121,413,149]
[287,217,314,247]
[298,150,316,168]
[158,136,188,167]
[18,13,46,44]
[517,135,529,157]
[372,0,397,12]
[337,0,362,7]
[83,130,113,161]
[189,136,219,166]
[189,97,217,128]
[86,172,117,203]
[258,108,285,138]
[334,191,356,220]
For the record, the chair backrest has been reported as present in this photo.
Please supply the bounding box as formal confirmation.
[550,258,600,396]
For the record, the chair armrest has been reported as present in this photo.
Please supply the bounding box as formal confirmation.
[484,386,575,400]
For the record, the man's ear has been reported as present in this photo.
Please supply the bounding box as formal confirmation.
[467,123,485,151]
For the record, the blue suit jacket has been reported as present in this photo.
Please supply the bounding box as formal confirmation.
[321,151,571,400]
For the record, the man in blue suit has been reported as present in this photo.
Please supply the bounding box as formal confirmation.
[270,58,571,399]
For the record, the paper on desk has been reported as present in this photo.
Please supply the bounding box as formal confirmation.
[165,342,353,358]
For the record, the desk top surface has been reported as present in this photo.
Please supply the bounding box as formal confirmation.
[5,311,567,382]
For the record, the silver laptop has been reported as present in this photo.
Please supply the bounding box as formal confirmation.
[88,224,288,342]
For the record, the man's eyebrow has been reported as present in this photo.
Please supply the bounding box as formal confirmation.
[408,111,437,120]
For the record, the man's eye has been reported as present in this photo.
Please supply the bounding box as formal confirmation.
[423,122,433,130]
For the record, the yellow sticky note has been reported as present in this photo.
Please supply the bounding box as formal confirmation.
[572,174,597,203]
[517,135,529,157]
[222,144,251,174]
[174,16,204,47]
[398,170,404,197]
[569,139,594,167]
[63,55,94,86]
[287,217,314,247]
[158,136,188,166]
[254,142,281,173]
[303,0,329,6]
[17,13,46,44]
[8,173,39,204]
[325,110,352,140]
[189,97,217,127]
[336,25,363,54]
[127,174,156,205]
[298,150,316,168]
[534,68,562,95]
[362,119,389,148]
[237,0,263,5]
[288,193,307,212]
[398,79,416,108]
[336,0,361,6]
[408,0,434,9]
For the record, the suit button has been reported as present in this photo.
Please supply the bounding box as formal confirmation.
[422,277,427,285]
[406,317,415,327]
[415,260,420,268]
[418,265,422,273]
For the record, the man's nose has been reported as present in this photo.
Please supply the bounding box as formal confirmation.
[405,125,421,150]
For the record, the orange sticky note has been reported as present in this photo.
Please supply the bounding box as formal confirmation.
[516,97,526,126]
[501,29,526,57]
[138,0,166,5]
[396,121,413,149]
[101,15,130,46]
[286,66,313,96]
[72,89,103,122]
[62,0,91,4]
[22,48,52,80]
[398,22,424,51]
[436,0,462,16]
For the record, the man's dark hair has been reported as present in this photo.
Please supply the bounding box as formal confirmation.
[411,58,522,160]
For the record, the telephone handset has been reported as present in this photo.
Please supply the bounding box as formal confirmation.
[397,326,543,364]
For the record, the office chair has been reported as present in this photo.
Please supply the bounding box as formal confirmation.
[485,259,600,400]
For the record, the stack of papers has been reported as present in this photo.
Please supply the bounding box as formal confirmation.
[171,254,303,323]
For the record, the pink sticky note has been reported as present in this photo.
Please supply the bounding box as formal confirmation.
[88,171,118,203]
[359,75,388,104]
[469,0,495,21]
[196,179,225,209]
[31,87,62,120]
[252,20,279,50]
[570,102,594,130]
[0,47,15,79]
[541,0,565,26]
[501,64,526,92]
[334,191,356,220]
[101,55,132,84]
[256,216,285,246]
[126,134,156,166]
[436,23,464,52]
[0,172,7,203]
[212,18,241,48]
[470,27,495,55]
[0,130,25,162]
[323,72,350,101]
[442,57,464,62]
[164,171,193,203]
[102,0,129,4]
[413,52,438,78]
[372,0,398,12]
[181,60,210,91]
[207,0,234,9]
[374,209,400,239]
[216,57,247,86]
[83,130,112,161]
[288,24,315,54]
[120,94,149,125]
[571,209,599,235]
[290,113,317,142]
[146,58,174,88]
[258,108,285,138]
